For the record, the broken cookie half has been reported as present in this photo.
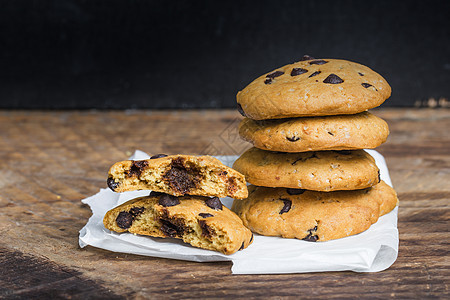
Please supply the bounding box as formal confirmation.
[103,193,253,255]
[107,154,248,199]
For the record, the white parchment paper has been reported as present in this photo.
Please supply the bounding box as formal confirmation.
[79,150,398,274]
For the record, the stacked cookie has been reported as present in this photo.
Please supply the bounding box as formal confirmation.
[232,56,398,242]
[103,154,253,254]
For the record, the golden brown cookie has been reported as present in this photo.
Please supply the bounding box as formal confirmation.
[104,193,253,255]
[239,112,389,152]
[237,56,391,120]
[231,181,398,242]
[233,148,380,191]
[107,154,248,199]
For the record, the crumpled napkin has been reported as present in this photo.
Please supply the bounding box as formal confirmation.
[79,149,398,274]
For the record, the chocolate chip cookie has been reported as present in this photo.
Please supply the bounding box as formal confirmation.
[231,181,398,242]
[107,154,248,199]
[233,148,380,191]
[103,193,253,254]
[237,56,391,120]
[239,111,389,152]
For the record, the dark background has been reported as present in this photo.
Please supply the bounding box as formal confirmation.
[1,0,449,109]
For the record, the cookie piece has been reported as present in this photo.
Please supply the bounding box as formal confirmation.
[107,154,248,199]
[103,194,253,254]
[231,181,398,241]
[237,57,391,120]
[239,112,389,152]
[233,148,380,191]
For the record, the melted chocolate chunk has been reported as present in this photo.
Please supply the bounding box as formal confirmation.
[150,154,168,159]
[116,212,134,229]
[323,74,344,84]
[205,197,223,210]
[199,213,214,218]
[130,207,145,217]
[286,136,300,142]
[279,199,292,214]
[286,188,306,195]
[266,70,284,79]
[358,72,364,76]
[198,220,214,238]
[334,150,352,155]
[239,242,245,250]
[302,226,319,242]
[300,55,315,61]
[361,83,373,88]
[291,68,308,76]
[237,103,246,117]
[107,177,120,191]
[303,234,319,242]
[149,191,164,197]
[158,194,180,207]
[162,157,201,195]
[127,160,149,177]
[309,59,328,65]
[160,219,183,237]
[308,71,321,78]
[378,170,381,183]
[264,78,272,84]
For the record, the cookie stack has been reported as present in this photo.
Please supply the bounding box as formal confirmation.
[103,154,253,254]
[232,56,398,242]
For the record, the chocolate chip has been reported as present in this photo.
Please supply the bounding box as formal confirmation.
[279,199,292,214]
[199,213,214,218]
[334,150,352,155]
[116,212,134,229]
[158,194,180,207]
[308,71,321,78]
[358,72,364,76]
[378,170,381,183]
[237,103,246,117]
[250,234,253,243]
[162,157,201,194]
[160,219,183,237]
[264,78,272,84]
[198,220,214,238]
[286,188,306,195]
[127,160,149,177]
[107,177,120,191]
[300,55,315,61]
[302,226,319,242]
[266,71,284,79]
[309,59,328,65]
[328,131,334,136]
[205,197,223,210]
[323,74,344,84]
[239,242,245,250]
[286,136,300,142]
[149,191,164,197]
[290,68,308,76]
[150,154,168,159]
[130,207,145,217]
[361,83,373,88]
[303,234,319,242]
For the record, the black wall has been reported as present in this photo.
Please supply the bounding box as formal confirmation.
[1,0,449,109]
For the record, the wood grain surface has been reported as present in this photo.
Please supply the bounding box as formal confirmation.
[0,108,449,299]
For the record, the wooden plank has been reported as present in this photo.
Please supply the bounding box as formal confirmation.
[0,108,449,298]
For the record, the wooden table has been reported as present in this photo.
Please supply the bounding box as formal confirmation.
[0,108,449,299]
